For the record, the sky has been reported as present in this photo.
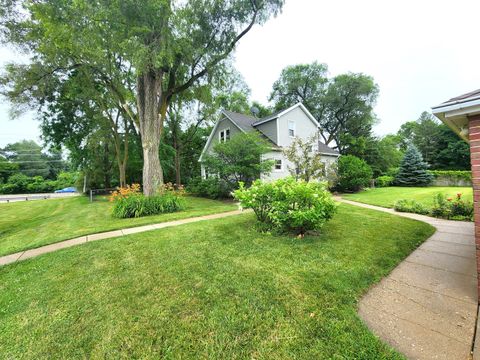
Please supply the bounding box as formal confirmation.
[1,0,480,147]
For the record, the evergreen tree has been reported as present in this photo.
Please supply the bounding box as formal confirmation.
[394,145,433,186]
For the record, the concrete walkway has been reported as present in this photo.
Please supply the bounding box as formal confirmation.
[0,210,244,267]
[337,198,477,360]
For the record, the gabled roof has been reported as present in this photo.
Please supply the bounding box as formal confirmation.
[199,102,336,161]
[252,103,320,128]
[318,142,340,156]
[222,110,257,132]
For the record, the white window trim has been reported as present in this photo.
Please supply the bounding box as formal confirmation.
[288,121,295,138]
[219,127,230,143]
[274,159,283,172]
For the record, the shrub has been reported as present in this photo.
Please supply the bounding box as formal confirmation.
[394,199,430,215]
[186,177,231,199]
[431,192,473,220]
[110,183,185,218]
[336,155,373,192]
[375,175,394,187]
[234,177,337,236]
[0,171,78,194]
[394,193,473,221]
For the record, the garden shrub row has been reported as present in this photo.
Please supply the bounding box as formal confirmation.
[394,192,473,221]
[110,183,185,218]
[234,177,337,236]
[186,177,232,199]
[0,172,78,194]
[428,170,471,181]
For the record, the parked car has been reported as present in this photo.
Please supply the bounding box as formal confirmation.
[54,187,77,193]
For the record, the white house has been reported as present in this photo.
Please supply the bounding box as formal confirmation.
[198,102,340,181]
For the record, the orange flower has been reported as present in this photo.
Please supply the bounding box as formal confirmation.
[447,198,452,202]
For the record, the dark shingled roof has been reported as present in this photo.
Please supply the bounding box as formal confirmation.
[318,141,340,156]
[221,108,338,155]
[433,89,480,108]
[222,110,258,132]
[222,110,281,150]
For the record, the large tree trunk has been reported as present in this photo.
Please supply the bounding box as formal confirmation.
[137,70,164,196]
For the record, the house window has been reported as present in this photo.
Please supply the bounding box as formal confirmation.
[219,128,230,142]
[274,159,282,171]
[288,121,295,137]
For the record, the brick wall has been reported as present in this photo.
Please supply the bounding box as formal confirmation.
[468,114,480,299]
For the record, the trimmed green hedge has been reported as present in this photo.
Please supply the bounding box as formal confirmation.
[428,170,471,181]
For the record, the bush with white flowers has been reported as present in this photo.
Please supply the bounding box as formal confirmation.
[234,177,337,236]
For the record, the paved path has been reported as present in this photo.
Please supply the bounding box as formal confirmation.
[337,198,477,360]
[0,210,244,267]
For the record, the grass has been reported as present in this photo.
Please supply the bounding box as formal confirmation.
[343,186,473,208]
[0,204,434,359]
[0,195,237,257]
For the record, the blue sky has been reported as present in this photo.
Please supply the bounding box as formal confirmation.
[1,0,480,147]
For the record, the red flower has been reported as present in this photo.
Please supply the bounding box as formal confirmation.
[457,193,462,199]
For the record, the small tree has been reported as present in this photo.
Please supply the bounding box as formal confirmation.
[203,132,274,190]
[395,145,433,186]
[336,155,372,192]
[283,136,326,182]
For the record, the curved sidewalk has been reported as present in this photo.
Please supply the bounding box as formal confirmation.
[337,198,477,360]
[0,210,244,267]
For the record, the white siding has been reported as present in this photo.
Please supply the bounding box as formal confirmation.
[276,106,319,147]
[261,151,291,181]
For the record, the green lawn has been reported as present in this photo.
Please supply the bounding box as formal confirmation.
[0,204,434,358]
[343,186,473,208]
[0,195,237,257]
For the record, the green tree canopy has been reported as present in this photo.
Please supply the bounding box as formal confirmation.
[203,132,274,188]
[1,0,285,195]
[269,62,379,154]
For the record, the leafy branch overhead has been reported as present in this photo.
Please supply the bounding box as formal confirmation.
[0,0,285,195]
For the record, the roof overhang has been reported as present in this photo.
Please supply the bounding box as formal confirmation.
[431,98,480,142]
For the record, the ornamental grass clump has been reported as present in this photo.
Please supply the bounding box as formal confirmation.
[110,183,185,219]
[234,177,337,236]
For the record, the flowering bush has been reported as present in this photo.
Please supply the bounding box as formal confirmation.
[234,177,337,236]
[395,192,473,221]
[109,183,141,201]
[431,192,473,220]
[110,183,185,218]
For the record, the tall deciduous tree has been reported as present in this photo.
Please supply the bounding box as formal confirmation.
[1,0,284,195]
[396,112,470,170]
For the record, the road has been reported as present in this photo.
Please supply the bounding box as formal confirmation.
[0,192,80,203]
